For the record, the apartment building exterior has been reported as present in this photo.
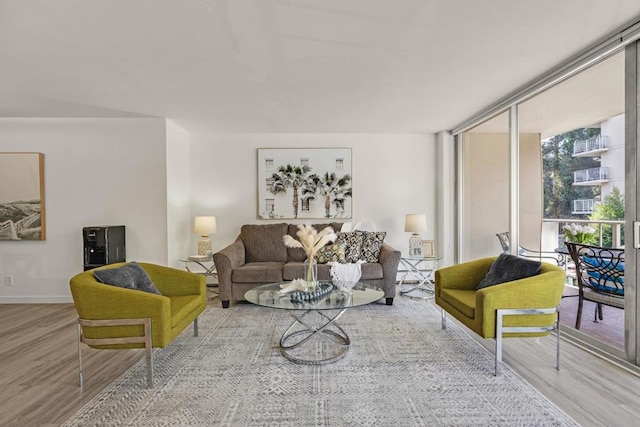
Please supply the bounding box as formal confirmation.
[572,113,625,214]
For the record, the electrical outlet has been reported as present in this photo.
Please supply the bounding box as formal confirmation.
[4,275,13,286]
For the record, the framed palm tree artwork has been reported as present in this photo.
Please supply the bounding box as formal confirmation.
[257,148,352,220]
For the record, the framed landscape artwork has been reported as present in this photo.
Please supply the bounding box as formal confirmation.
[257,148,352,220]
[0,152,46,240]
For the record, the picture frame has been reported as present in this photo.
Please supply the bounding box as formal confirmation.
[257,148,352,220]
[410,245,422,257]
[0,152,46,240]
[421,240,435,257]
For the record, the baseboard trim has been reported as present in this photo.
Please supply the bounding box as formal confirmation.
[0,296,74,304]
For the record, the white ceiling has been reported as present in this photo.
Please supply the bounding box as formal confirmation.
[1,0,640,134]
[473,52,626,137]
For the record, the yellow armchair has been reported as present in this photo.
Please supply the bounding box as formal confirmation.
[70,262,206,387]
[435,257,565,375]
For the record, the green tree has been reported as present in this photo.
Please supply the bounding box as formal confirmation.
[303,172,352,218]
[268,164,311,219]
[590,186,625,247]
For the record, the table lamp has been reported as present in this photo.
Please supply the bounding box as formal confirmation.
[404,214,427,256]
[194,216,217,256]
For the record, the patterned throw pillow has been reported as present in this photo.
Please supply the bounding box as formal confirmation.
[335,231,365,263]
[360,231,387,262]
[315,242,347,264]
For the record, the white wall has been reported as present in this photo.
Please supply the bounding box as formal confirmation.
[461,132,542,261]
[0,118,169,303]
[462,133,510,260]
[0,124,438,302]
[189,134,436,255]
[165,120,192,268]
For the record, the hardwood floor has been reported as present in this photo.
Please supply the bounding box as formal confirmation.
[0,304,141,427]
[2,301,640,426]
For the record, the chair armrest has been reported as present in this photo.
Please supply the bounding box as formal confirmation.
[476,266,565,337]
[70,276,169,319]
[435,257,495,292]
[69,273,172,347]
[140,263,205,297]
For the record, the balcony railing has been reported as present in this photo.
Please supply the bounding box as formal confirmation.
[542,218,624,249]
[572,199,595,214]
[573,135,608,157]
[573,167,609,185]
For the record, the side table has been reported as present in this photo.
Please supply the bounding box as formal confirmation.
[397,256,440,299]
[179,256,218,299]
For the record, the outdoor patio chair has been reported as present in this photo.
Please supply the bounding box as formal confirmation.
[565,242,625,329]
[496,231,563,265]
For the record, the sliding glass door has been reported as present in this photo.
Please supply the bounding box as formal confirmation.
[456,48,638,366]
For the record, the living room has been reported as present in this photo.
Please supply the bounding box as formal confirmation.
[0,122,437,304]
[3,1,640,426]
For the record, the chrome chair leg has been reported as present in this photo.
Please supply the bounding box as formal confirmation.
[495,307,559,376]
[556,310,560,371]
[193,317,199,337]
[441,308,447,330]
[77,322,84,389]
[78,317,154,388]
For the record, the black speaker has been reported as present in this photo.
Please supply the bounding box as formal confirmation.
[83,226,126,271]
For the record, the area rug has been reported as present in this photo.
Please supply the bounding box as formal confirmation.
[63,298,578,426]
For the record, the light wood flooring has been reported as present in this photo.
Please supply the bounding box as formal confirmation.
[1,301,640,426]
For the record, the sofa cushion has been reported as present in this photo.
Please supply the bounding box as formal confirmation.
[315,242,347,264]
[336,231,365,263]
[241,223,288,263]
[441,288,476,319]
[232,262,284,283]
[93,262,161,295]
[476,253,541,290]
[360,231,386,262]
[286,223,342,261]
[283,262,332,281]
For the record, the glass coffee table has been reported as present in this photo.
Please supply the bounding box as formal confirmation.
[245,282,384,365]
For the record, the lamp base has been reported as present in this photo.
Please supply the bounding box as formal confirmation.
[409,233,422,257]
[198,235,212,256]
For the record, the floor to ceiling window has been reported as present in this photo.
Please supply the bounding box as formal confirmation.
[518,52,626,356]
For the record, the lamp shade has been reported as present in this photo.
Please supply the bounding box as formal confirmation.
[404,214,427,233]
[193,216,217,235]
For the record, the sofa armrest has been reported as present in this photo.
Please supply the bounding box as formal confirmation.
[435,257,494,293]
[378,243,401,297]
[213,239,246,302]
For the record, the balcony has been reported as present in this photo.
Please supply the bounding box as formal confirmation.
[573,135,608,157]
[573,167,609,185]
[572,199,595,214]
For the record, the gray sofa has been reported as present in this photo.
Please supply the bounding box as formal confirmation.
[213,222,401,308]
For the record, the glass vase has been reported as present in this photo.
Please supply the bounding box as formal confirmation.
[304,257,318,289]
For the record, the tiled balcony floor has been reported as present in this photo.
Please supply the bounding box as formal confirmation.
[559,285,624,350]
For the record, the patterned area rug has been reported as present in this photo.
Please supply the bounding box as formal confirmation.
[63,299,578,426]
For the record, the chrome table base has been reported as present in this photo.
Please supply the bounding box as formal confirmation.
[280,308,350,365]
